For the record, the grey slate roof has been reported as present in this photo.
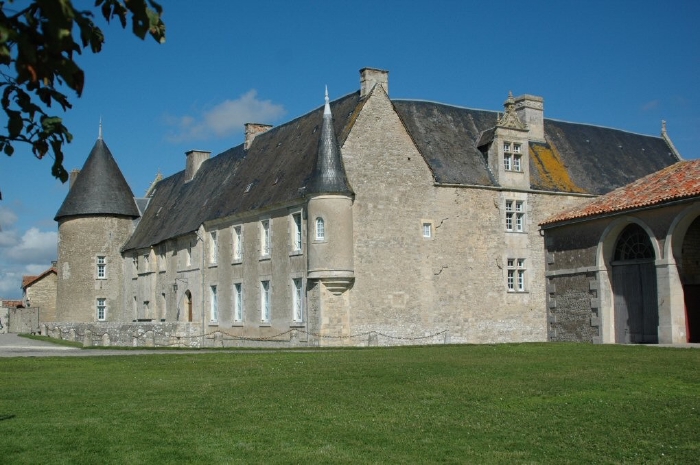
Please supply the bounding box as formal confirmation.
[123,92,361,251]
[392,100,679,194]
[123,92,681,252]
[55,139,140,221]
[307,92,353,196]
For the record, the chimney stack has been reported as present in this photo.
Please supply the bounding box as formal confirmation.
[185,150,211,183]
[360,67,389,98]
[514,95,545,142]
[244,123,273,150]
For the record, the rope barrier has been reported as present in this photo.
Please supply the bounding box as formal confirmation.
[42,323,449,348]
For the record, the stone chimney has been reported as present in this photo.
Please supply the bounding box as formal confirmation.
[514,95,545,142]
[69,169,80,189]
[360,67,389,98]
[244,123,273,150]
[185,150,211,183]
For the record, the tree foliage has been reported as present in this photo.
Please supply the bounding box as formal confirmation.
[0,0,165,199]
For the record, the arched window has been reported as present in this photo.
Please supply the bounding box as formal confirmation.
[613,224,655,261]
[315,217,325,240]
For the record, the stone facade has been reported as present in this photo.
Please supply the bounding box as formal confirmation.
[47,67,681,347]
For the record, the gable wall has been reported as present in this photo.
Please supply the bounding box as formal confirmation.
[27,273,57,323]
[341,89,587,344]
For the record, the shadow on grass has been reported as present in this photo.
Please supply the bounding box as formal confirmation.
[0,415,16,421]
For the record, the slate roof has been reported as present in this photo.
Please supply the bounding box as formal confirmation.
[392,100,679,194]
[22,266,56,289]
[541,159,700,226]
[123,92,681,252]
[123,92,362,251]
[55,139,140,221]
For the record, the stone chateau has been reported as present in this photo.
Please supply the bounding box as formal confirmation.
[42,68,687,347]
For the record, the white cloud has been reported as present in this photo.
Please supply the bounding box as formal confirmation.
[0,206,18,230]
[0,227,56,299]
[4,228,57,264]
[164,90,286,143]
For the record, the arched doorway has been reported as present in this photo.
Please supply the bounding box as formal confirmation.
[611,224,659,343]
[681,216,700,342]
[185,290,193,322]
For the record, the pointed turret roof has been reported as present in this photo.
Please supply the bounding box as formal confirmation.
[307,87,353,196]
[55,138,140,221]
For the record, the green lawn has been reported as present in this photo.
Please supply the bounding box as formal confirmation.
[1,344,698,464]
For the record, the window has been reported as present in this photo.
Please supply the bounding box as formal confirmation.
[133,255,138,273]
[515,201,524,232]
[209,231,218,265]
[261,281,270,322]
[233,226,243,261]
[210,285,218,322]
[505,200,524,232]
[292,278,303,322]
[507,258,526,292]
[186,243,192,267]
[315,217,325,241]
[233,283,243,322]
[96,298,106,321]
[158,244,166,271]
[97,256,106,279]
[143,253,150,272]
[505,201,513,231]
[503,141,522,172]
[261,220,271,257]
[423,223,432,238]
[292,212,302,252]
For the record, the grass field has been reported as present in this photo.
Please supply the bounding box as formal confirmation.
[0,343,698,464]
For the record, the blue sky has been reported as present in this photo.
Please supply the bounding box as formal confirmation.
[0,0,698,298]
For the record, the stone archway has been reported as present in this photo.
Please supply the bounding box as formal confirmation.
[611,224,659,343]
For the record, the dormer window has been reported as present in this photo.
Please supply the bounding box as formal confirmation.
[503,141,522,172]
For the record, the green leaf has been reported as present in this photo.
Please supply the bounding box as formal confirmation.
[7,110,23,138]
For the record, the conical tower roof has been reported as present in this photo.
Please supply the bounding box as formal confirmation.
[308,87,353,196]
[55,137,139,221]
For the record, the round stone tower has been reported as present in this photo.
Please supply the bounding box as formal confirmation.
[307,88,354,293]
[54,132,140,322]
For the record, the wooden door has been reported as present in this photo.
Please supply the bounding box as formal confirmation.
[612,262,658,343]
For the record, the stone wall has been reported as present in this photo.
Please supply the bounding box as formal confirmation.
[338,86,588,345]
[28,273,57,323]
[2,306,40,334]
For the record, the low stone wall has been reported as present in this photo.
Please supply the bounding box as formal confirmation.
[1,307,40,334]
[41,322,317,348]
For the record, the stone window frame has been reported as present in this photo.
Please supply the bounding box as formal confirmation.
[260,218,271,259]
[503,141,523,172]
[96,255,106,280]
[232,224,243,263]
[291,277,303,324]
[209,230,218,266]
[290,210,303,254]
[505,199,525,233]
[315,217,325,241]
[260,280,271,324]
[96,298,106,321]
[209,284,218,324]
[507,258,526,292]
[158,243,167,272]
[421,219,434,240]
[233,281,244,324]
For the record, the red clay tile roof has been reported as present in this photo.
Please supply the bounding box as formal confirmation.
[541,159,700,226]
[21,267,57,289]
[1,300,23,308]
